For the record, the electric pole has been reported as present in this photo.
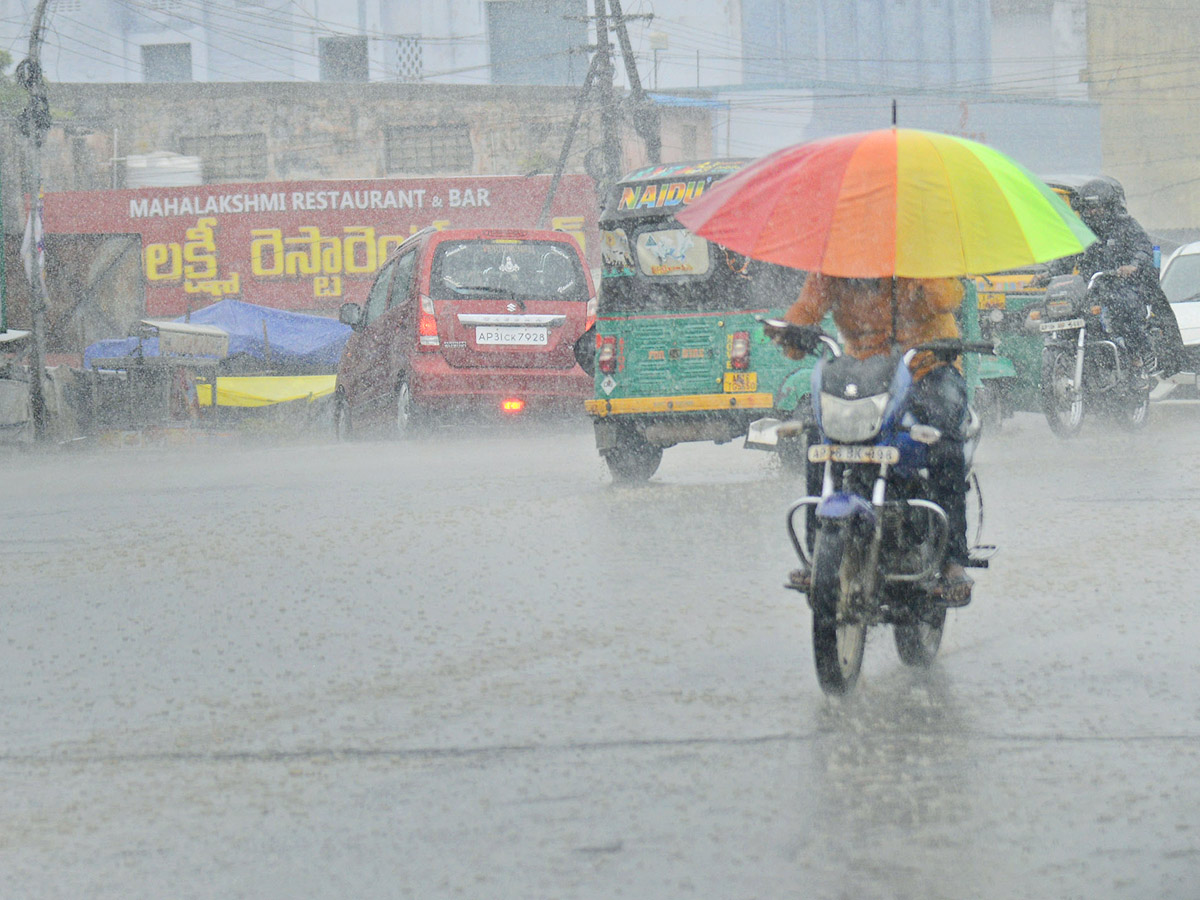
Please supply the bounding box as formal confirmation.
[608,0,661,164]
[593,0,623,194]
[537,1,660,225]
[17,0,52,442]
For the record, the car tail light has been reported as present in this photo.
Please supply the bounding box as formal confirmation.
[597,335,617,374]
[730,331,751,370]
[585,296,597,333]
[501,398,525,413]
[418,295,439,349]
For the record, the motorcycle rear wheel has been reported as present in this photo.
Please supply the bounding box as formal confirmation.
[1041,350,1084,438]
[809,524,867,696]
[894,606,946,667]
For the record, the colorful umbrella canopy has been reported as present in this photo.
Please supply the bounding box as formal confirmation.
[674,128,1095,278]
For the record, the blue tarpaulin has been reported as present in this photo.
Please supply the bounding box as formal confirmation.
[85,299,351,372]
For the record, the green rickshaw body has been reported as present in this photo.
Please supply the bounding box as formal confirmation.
[973,270,1047,421]
[586,159,818,476]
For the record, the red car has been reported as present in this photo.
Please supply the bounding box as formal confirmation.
[334,226,596,437]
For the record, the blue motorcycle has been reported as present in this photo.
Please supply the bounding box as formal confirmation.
[762,320,995,695]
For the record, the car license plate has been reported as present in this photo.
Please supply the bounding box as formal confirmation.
[1040,318,1085,333]
[475,326,548,346]
[723,371,758,393]
[808,444,900,464]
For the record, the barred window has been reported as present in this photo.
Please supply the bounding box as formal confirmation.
[395,34,423,82]
[384,125,473,174]
[180,133,268,183]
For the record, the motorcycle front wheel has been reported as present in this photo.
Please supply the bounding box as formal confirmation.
[1041,349,1084,438]
[809,524,868,695]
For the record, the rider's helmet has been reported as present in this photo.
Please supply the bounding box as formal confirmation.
[1073,177,1126,235]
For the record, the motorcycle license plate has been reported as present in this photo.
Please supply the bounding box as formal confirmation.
[808,444,900,464]
[1040,318,1085,333]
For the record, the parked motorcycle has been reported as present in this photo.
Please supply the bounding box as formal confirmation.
[1027,271,1152,437]
[762,320,995,695]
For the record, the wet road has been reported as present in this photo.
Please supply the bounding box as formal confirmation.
[2,406,1199,899]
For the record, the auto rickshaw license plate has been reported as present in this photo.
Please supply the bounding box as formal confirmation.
[1040,318,1085,332]
[723,372,757,392]
[808,444,900,464]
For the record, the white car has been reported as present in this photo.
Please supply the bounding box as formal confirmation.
[1159,241,1200,371]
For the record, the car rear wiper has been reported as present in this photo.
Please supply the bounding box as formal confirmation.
[450,284,520,297]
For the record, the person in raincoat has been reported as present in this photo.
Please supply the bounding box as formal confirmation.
[773,274,974,605]
[1042,178,1185,377]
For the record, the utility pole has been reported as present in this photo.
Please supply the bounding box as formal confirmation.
[537,1,659,225]
[17,0,52,442]
[593,0,622,195]
[608,0,660,165]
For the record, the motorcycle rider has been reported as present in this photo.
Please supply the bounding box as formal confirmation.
[1042,178,1184,377]
[766,274,974,607]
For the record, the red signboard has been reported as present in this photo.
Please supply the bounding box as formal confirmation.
[41,175,599,317]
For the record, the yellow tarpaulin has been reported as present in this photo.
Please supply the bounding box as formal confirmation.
[196,375,336,408]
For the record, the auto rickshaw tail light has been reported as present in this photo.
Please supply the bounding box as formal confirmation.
[598,336,617,373]
[501,398,525,413]
[1091,305,1102,315]
[418,294,440,349]
[730,331,751,370]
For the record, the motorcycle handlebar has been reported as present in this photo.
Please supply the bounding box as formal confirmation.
[758,318,841,357]
[910,338,997,361]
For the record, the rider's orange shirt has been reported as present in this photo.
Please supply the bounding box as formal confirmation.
[783,274,964,376]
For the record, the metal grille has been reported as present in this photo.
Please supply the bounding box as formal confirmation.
[395,34,423,82]
[384,125,472,174]
[180,133,267,183]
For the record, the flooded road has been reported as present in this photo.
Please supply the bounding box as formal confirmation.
[2,407,1198,898]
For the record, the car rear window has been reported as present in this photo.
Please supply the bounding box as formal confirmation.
[430,239,589,303]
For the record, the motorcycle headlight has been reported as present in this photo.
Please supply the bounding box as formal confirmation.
[819,392,888,443]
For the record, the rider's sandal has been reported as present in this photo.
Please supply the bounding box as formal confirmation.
[786,568,812,592]
[933,570,974,608]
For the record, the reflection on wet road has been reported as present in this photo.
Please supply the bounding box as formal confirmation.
[1,407,1198,898]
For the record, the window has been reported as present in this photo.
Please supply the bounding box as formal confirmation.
[487,0,588,85]
[364,260,396,323]
[180,133,267,183]
[320,35,369,83]
[430,240,587,303]
[394,35,423,82]
[389,251,417,308]
[384,125,473,174]
[142,43,192,83]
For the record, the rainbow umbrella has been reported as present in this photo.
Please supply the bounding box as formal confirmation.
[674,128,1095,278]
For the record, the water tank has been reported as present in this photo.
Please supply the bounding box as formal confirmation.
[124,151,203,188]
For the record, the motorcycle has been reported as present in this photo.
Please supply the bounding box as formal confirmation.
[1028,270,1153,437]
[762,320,995,696]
